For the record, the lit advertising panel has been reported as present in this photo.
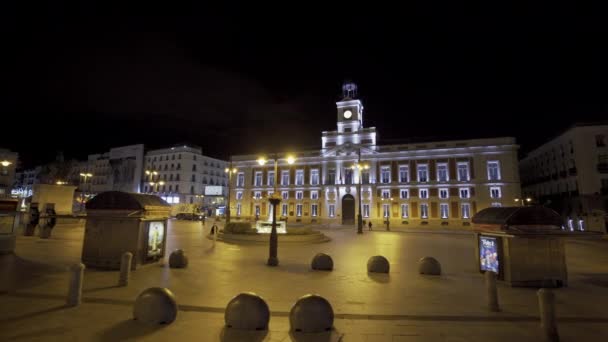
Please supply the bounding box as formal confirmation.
[479,236,499,274]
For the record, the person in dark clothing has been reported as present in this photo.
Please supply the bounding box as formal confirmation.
[211,223,218,235]
[368,221,373,231]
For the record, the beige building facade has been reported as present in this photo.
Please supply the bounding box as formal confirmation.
[229,84,522,228]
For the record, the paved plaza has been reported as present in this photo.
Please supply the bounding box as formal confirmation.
[1,220,608,341]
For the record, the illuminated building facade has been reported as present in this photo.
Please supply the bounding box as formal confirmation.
[229,83,522,227]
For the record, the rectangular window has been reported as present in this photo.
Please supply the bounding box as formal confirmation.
[191,174,196,182]
[311,204,318,217]
[461,203,471,219]
[382,189,391,199]
[296,204,302,217]
[310,169,319,185]
[255,205,260,217]
[281,203,288,216]
[381,166,391,183]
[417,164,429,183]
[400,189,409,199]
[254,191,262,199]
[419,188,429,199]
[596,134,606,147]
[401,203,409,218]
[236,173,245,187]
[282,191,289,199]
[437,163,449,182]
[295,170,304,185]
[459,188,470,199]
[329,204,335,217]
[420,203,428,219]
[281,171,290,185]
[490,187,501,199]
[254,171,263,186]
[439,188,449,199]
[383,204,390,218]
[491,202,502,207]
[457,162,470,181]
[487,161,501,181]
[236,203,241,216]
[175,185,179,192]
[363,204,370,218]
[399,165,409,183]
[236,191,243,200]
[440,203,449,219]
[296,191,303,200]
[311,190,318,200]
[267,171,275,186]
[327,170,336,184]
[344,168,353,185]
[361,170,370,184]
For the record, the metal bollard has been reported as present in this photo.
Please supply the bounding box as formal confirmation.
[67,263,85,307]
[537,288,559,342]
[485,271,500,312]
[119,252,133,286]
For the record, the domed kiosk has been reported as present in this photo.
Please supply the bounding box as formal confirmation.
[473,205,591,288]
[82,191,171,270]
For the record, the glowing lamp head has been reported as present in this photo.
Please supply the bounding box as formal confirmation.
[526,198,532,202]
[257,157,267,166]
[1,160,12,167]
[286,156,296,165]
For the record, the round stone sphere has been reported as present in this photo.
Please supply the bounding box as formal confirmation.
[418,256,441,275]
[311,253,333,271]
[169,249,188,268]
[225,292,270,330]
[367,255,390,273]
[133,287,178,325]
[289,294,334,333]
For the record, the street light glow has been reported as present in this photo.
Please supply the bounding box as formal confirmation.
[286,155,296,164]
[257,157,267,166]
[0,160,12,167]
[526,197,532,202]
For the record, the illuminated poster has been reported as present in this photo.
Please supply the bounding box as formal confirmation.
[147,222,164,257]
[479,236,499,274]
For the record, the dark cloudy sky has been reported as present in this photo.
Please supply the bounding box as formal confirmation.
[3,2,607,168]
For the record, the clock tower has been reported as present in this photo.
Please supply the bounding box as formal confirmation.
[336,82,363,133]
[321,81,377,151]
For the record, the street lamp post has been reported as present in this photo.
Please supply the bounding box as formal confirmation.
[145,170,158,193]
[224,161,238,224]
[514,197,532,206]
[258,153,295,267]
[351,150,369,234]
[79,172,93,212]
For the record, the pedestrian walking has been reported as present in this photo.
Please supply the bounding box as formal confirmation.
[211,223,218,235]
[368,221,373,231]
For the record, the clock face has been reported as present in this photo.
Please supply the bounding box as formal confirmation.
[343,110,352,119]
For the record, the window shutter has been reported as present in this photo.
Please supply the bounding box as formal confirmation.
[410,202,419,218]
[430,202,438,218]
[451,201,459,218]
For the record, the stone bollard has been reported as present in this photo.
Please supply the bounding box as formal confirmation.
[169,249,188,269]
[289,294,334,333]
[133,287,178,325]
[225,292,270,330]
[119,252,133,286]
[537,288,559,342]
[311,253,333,271]
[417,257,442,275]
[367,255,390,273]
[485,271,500,312]
[67,263,85,307]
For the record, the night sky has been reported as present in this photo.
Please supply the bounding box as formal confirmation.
[4,3,607,169]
